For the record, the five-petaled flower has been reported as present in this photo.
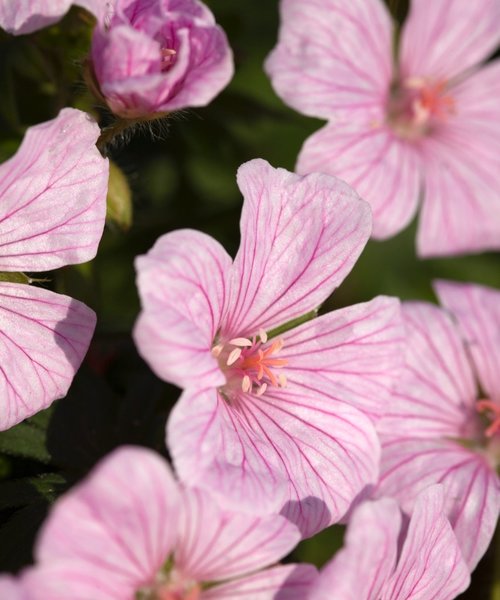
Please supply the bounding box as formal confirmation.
[134,158,403,537]
[375,281,500,569]
[266,0,500,257]
[0,108,108,431]
[0,446,317,599]
[309,486,470,600]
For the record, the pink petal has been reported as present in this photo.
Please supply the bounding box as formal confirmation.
[223,159,372,337]
[168,385,380,537]
[0,0,105,35]
[134,229,231,389]
[203,564,317,599]
[377,437,500,570]
[309,498,400,600]
[0,576,26,600]
[162,23,234,112]
[265,0,393,120]
[297,122,422,240]
[378,302,476,439]
[0,282,96,431]
[20,562,125,599]
[36,446,180,594]
[167,388,290,517]
[0,108,108,271]
[400,0,500,82]
[280,296,404,421]
[417,63,500,256]
[385,485,470,600]
[176,487,301,581]
[434,281,500,407]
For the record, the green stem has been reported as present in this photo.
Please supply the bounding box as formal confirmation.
[267,309,318,339]
[96,119,135,153]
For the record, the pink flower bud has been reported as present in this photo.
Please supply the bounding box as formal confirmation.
[90,0,234,119]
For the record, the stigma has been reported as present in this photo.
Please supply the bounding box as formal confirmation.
[476,399,500,438]
[212,328,288,397]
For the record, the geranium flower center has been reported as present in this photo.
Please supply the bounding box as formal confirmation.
[136,566,200,600]
[476,399,500,438]
[213,329,288,398]
[387,77,455,139]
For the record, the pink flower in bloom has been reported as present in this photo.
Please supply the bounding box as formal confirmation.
[134,158,403,537]
[0,0,107,34]
[0,108,108,430]
[375,281,500,569]
[265,0,500,257]
[89,0,234,118]
[0,446,316,599]
[309,486,470,600]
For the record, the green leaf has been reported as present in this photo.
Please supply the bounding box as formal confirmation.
[0,473,66,509]
[106,161,133,231]
[0,272,32,284]
[0,423,51,463]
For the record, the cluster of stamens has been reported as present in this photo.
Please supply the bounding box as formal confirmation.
[160,47,177,71]
[212,328,288,397]
[387,76,455,139]
[476,399,500,438]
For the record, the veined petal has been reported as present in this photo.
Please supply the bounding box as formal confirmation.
[400,0,500,82]
[418,63,500,256]
[377,437,500,570]
[0,108,108,271]
[167,388,290,516]
[280,296,404,421]
[176,487,301,581]
[434,280,500,404]
[0,282,95,431]
[0,0,105,35]
[309,498,400,600]
[385,485,470,600]
[20,562,127,599]
[223,159,371,337]
[36,447,181,594]
[265,0,393,120]
[297,123,422,240]
[168,386,380,538]
[378,302,476,439]
[134,229,232,389]
[203,564,317,599]
[159,24,234,111]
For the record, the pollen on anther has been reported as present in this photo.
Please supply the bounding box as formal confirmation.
[242,375,251,393]
[278,373,287,388]
[229,337,253,347]
[256,383,267,397]
[259,328,268,344]
[212,344,223,358]
[227,348,242,366]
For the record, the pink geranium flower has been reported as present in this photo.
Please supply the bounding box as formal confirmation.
[309,486,470,600]
[0,108,108,430]
[134,158,403,537]
[0,0,107,34]
[375,281,500,569]
[0,446,316,599]
[265,0,500,257]
[89,0,234,118]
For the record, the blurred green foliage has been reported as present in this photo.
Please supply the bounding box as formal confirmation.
[0,1,497,596]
